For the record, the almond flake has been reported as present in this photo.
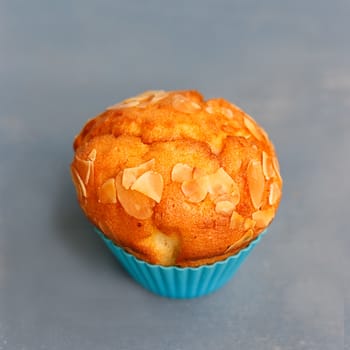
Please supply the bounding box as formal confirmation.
[85,161,92,185]
[133,90,160,101]
[221,120,242,133]
[205,106,215,114]
[243,116,263,141]
[225,229,254,253]
[209,136,224,155]
[247,160,265,209]
[106,100,140,110]
[215,201,235,216]
[192,101,201,109]
[272,156,282,181]
[214,190,240,207]
[72,168,87,198]
[99,178,117,204]
[70,168,81,198]
[262,151,274,180]
[244,218,256,230]
[150,90,168,103]
[88,149,97,161]
[231,181,241,206]
[123,90,166,106]
[136,90,168,108]
[122,159,155,190]
[220,107,233,119]
[172,94,201,114]
[181,177,208,203]
[252,208,275,227]
[205,105,233,119]
[224,241,238,253]
[243,229,254,242]
[260,127,269,141]
[130,170,164,203]
[207,168,234,198]
[192,167,206,179]
[116,172,154,220]
[229,211,245,230]
[234,129,251,139]
[75,156,91,185]
[269,182,281,205]
[171,163,193,182]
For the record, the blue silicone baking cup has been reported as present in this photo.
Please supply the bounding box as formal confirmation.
[94,228,267,299]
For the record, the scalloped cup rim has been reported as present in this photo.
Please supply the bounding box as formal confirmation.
[94,227,267,271]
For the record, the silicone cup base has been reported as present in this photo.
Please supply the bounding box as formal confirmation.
[95,228,267,299]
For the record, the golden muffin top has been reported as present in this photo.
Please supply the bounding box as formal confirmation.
[71,90,282,267]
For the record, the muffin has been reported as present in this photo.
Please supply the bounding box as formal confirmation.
[71,90,282,297]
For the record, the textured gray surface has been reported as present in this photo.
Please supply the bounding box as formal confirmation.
[0,1,348,349]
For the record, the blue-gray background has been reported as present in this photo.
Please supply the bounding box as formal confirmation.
[0,1,348,349]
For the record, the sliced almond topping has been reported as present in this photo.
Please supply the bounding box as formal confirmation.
[99,178,117,204]
[231,181,241,206]
[72,168,87,198]
[214,189,240,207]
[134,90,162,101]
[172,94,201,114]
[123,90,167,107]
[220,107,233,119]
[205,106,215,114]
[220,124,236,134]
[116,172,154,220]
[221,120,242,134]
[269,182,281,205]
[213,193,231,204]
[247,160,265,210]
[181,177,208,203]
[150,90,168,104]
[243,229,254,242]
[90,161,95,185]
[171,163,193,182]
[75,156,91,185]
[131,170,164,203]
[207,168,234,198]
[272,156,282,181]
[229,211,245,230]
[85,162,92,185]
[260,127,269,141]
[192,101,201,109]
[122,159,155,189]
[70,168,82,198]
[252,208,275,228]
[215,201,235,216]
[244,218,256,231]
[262,151,275,180]
[225,228,254,253]
[106,100,140,110]
[224,241,238,253]
[205,105,233,119]
[192,167,206,179]
[243,116,263,141]
[209,135,225,155]
[234,129,251,139]
[87,149,97,162]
